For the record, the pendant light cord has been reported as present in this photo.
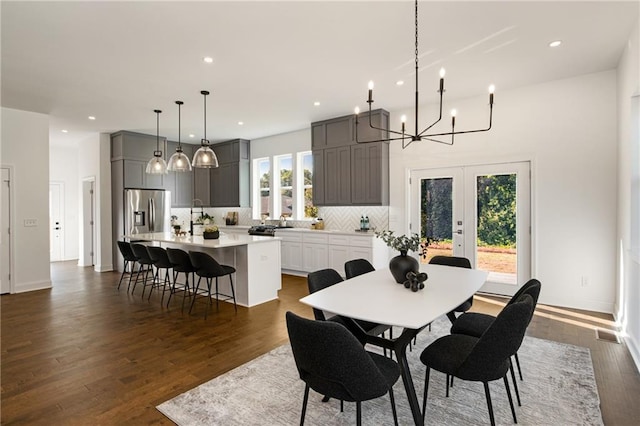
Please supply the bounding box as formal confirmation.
[154,109,162,156]
[201,90,210,146]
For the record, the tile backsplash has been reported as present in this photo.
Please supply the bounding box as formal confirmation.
[170,206,389,232]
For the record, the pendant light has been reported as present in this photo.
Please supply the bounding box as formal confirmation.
[167,100,192,172]
[146,109,168,174]
[192,90,219,168]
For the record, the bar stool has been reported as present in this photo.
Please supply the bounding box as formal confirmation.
[166,247,198,312]
[188,251,237,318]
[116,241,139,291]
[146,246,173,304]
[130,243,155,297]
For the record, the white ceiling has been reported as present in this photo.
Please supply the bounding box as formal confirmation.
[2,1,638,147]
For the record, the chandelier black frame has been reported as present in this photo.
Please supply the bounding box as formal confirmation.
[355,0,495,149]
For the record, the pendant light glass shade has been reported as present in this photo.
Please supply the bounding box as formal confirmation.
[167,100,192,172]
[192,90,219,168]
[146,109,167,174]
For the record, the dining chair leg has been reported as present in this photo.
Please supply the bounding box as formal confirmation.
[422,367,430,422]
[514,352,523,380]
[483,381,496,426]
[166,270,177,307]
[117,260,129,290]
[504,375,517,424]
[189,276,202,314]
[300,384,310,426]
[229,274,237,312]
[214,277,219,310]
[389,387,399,426]
[356,401,362,426]
[509,357,521,406]
[445,374,450,397]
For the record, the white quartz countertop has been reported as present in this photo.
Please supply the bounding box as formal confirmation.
[125,232,280,248]
[218,225,377,237]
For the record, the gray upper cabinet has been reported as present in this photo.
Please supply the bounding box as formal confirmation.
[112,131,167,190]
[311,109,389,206]
[193,165,211,207]
[209,139,250,207]
[166,142,194,207]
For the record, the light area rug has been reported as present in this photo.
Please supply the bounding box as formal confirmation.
[157,316,603,425]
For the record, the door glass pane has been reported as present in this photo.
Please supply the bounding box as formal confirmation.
[476,173,517,284]
[420,177,453,260]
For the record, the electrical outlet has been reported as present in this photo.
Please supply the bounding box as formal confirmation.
[24,219,38,227]
[581,276,589,287]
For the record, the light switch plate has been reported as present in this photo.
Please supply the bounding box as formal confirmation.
[24,219,37,227]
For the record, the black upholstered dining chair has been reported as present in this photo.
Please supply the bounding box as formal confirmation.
[344,258,375,279]
[166,247,198,312]
[307,269,391,347]
[420,294,534,426]
[188,251,237,318]
[451,278,541,398]
[146,246,173,304]
[286,311,400,426]
[116,241,138,291]
[429,255,473,323]
[130,243,155,297]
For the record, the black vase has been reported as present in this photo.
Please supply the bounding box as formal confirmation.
[389,250,419,284]
[203,230,220,240]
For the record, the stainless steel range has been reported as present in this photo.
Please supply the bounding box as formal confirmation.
[248,225,277,236]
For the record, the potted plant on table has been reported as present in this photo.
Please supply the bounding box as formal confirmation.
[375,230,421,284]
[203,224,220,239]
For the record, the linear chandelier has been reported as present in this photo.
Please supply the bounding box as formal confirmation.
[354,0,494,149]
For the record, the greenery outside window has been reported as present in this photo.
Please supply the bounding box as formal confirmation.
[252,151,315,221]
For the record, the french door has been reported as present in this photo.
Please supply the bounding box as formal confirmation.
[410,162,531,296]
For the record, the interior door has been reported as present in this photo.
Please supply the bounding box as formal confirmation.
[49,182,64,261]
[82,180,95,267]
[411,162,531,296]
[1,168,11,294]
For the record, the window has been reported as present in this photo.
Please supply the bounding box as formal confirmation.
[253,151,315,220]
[255,158,271,219]
[276,155,293,218]
[299,152,316,218]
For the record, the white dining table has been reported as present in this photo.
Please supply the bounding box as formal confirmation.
[300,263,488,426]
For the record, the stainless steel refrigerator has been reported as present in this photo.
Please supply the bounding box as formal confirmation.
[124,189,171,236]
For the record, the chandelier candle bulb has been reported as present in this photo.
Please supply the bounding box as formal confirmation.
[368,80,374,103]
[439,68,445,92]
[489,84,495,105]
[451,109,457,127]
[401,115,407,133]
[354,106,360,115]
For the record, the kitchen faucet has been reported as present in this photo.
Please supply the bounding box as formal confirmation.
[190,199,204,235]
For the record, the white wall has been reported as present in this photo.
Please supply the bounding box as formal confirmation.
[389,70,618,313]
[49,145,80,260]
[616,21,640,370]
[77,133,113,272]
[0,107,52,292]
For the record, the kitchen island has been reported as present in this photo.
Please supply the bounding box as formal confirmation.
[125,232,281,307]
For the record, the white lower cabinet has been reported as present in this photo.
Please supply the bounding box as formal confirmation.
[279,229,387,275]
[302,243,329,271]
[281,233,304,271]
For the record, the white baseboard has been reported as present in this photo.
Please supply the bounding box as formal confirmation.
[14,279,52,293]
[95,264,113,273]
[623,333,640,374]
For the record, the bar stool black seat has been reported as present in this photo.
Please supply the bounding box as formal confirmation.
[166,247,198,311]
[130,243,155,297]
[188,251,237,318]
[147,246,173,304]
[116,241,139,291]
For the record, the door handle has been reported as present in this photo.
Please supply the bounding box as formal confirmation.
[54,227,61,230]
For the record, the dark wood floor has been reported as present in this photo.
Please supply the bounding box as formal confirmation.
[2,261,639,425]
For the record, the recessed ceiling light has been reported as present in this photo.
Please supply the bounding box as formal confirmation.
[189,134,195,138]
[549,40,562,48]
[314,101,320,106]
[396,80,404,86]
[203,56,213,63]
[88,116,96,120]
[238,121,244,126]
[61,129,68,133]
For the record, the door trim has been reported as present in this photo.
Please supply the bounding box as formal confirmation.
[409,160,534,296]
[1,165,15,294]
